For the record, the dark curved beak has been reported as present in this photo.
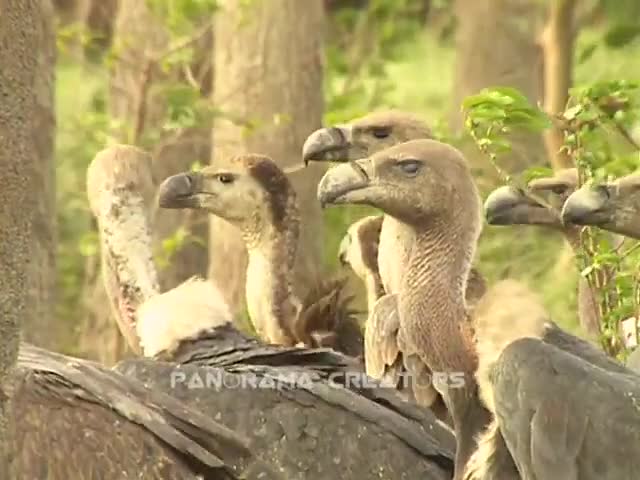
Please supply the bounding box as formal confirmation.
[561,185,610,226]
[302,126,353,164]
[484,186,530,225]
[317,161,370,209]
[158,172,200,209]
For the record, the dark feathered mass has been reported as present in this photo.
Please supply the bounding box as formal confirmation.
[10,344,251,480]
[116,323,456,480]
[236,153,294,230]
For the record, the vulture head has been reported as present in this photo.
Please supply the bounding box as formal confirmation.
[562,171,640,239]
[302,110,433,164]
[318,138,481,232]
[159,153,297,248]
[484,168,577,227]
[87,145,232,358]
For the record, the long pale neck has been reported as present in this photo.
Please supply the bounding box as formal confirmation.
[98,193,160,352]
[400,219,477,374]
[244,220,299,345]
[364,273,385,312]
[378,215,414,294]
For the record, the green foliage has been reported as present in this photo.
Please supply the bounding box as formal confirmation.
[464,80,640,359]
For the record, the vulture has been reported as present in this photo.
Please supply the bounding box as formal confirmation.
[8,344,251,479]
[156,153,361,354]
[467,279,640,480]
[483,168,603,336]
[317,138,492,478]
[562,170,640,240]
[88,145,458,479]
[317,138,640,479]
[302,110,487,422]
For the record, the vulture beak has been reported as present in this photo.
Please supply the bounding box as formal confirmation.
[338,233,351,267]
[158,172,202,209]
[317,160,371,208]
[561,185,611,226]
[484,186,536,225]
[302,125,353,164]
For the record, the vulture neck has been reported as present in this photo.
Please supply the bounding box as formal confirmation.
[242,215,299,346]
[399,214,488,479]
[98,190,160,352]
[562,225,602,337]
[401,218,477,373]
[364,272,385,312]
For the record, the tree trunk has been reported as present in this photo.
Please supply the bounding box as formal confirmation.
[542,0,576,170]
[0,0,55,473]
[210,0,326,315]
[451,0,546,174]
[78,0,212,363]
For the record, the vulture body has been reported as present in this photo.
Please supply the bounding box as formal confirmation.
[9,344,250,479]
[317,139,492,478]
[468,280,640,480]
[483,168,604,336]
[89,145,457,480]
[303,110,487,422]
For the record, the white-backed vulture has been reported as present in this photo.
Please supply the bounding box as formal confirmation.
[562,170,640,240]
[9,344,250,479]
[338,215,486,409]
[88,145,458,480]
[156,153,362,355]
[303,110,487,423]
[467,280,640,480]
[316,138,492,478]
[483,168,603,336]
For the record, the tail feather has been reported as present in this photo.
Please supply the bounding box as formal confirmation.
[293,276,364,359]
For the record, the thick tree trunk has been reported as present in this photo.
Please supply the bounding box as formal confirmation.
[0,0,55,473]
[210,0,326,315]
[542,0,576,170]
[451,0,545,174]
[78,0,212,363]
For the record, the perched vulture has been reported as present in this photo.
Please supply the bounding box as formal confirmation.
[317,138,492,478]
[302,110,487,422]
[483,168,603,336]
[88,145,457,479]
[467,279,640,480]
[562,170,640,239]
[157,153,361,354]
[9,344,251,479]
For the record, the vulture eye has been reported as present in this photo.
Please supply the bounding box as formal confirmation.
[217,173,235,184]
[397,159,422,176]
[371,127,391,139]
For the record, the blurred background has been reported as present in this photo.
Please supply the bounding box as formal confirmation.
[30,0,640,362]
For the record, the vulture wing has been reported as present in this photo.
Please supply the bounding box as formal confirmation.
[493,337,640,480]
[12,344,251,480]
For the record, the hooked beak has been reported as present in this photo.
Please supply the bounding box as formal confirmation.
[484,186,537,225]
[561,185,611,226]
[158,172,201,209]
[317,160,371,208]
[302,125,353,164]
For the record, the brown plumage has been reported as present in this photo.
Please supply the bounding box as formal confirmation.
[484,168,603,336]
[157,153,362,355]
[317,139,492,478]
[468,279,640,480]
[563,170,640,239]
[89,145,458,479]
[304,111,487,422]
[9,344,250,479]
